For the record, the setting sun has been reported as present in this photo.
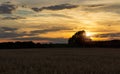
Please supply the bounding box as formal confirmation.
[86,32,92,37]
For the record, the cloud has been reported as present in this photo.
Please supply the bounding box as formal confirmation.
[104,4,120,13]
[0,26,71,43]
[94,32,120,38]
[85,4,105,8]
[0,27,69,43]
[2,16,26,20]
[31,8,40,12]
[13,37,67,43]
[32,3,79,12]
[1,27,17,31]
[30,27,73,34]
[82,4,120,14]
[0,27,26,38]
[0,2,18,14]
[50,14,72,18]
[33,13,72,18]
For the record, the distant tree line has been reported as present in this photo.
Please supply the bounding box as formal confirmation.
[0,41,69,49]
[0,40,119,49]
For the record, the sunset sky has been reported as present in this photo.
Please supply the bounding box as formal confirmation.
[0,0,120,43]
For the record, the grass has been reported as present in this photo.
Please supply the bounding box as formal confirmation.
[0,48,120,74]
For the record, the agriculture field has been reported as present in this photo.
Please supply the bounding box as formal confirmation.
[0,48,120,74]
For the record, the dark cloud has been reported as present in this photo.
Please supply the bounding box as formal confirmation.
[94,32,120,38]
[1,27,17,31]
[32,8,40,12]
[2,16,26,20]
[30,27,73,34]
[0,27,71,43]
[83,4,120,14]
[34,13,72,18]
[50,14,72,18]
[13,37,67,43]
[0,32,24,38]
[0,2,18,14]
[0,26,73,39]
[0,27,26,38]
[85,4,105,8]
[32,3,79,12]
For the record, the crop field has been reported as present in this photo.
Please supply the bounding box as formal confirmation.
[0,48,120,74]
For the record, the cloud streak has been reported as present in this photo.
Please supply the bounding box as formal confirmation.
[32,3,79,12]
[2,16,26,20]
[0,27,22,38]
[94,32,120,38]
[82,3,120,14]
[30,27,73,34]
[13,37,67,43]
[85,4,105,8]
[0,27,71,43]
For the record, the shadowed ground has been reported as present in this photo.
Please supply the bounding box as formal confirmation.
[0,48,120,74]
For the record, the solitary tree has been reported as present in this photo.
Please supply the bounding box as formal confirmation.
[68,30,92,46]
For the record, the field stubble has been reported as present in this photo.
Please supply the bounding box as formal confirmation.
[0,48,120,74]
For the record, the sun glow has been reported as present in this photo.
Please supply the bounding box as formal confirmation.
[86,32,92,37]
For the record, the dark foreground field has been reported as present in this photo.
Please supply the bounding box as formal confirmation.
[0,48,120,74]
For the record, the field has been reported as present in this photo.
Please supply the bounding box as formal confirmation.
[0,48,120,74]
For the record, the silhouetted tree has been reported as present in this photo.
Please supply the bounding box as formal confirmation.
[68,30,92,46]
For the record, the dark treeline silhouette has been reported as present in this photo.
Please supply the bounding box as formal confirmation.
[0,41,69,49]
[0,40,119,49]
[0,30,120,49]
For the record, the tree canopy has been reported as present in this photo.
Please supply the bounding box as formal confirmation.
[68,30,92,46]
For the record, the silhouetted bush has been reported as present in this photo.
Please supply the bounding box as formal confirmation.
[68,30,92,47]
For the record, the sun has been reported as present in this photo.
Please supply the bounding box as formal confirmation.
[86,32,92,37]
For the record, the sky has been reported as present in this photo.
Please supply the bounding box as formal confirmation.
[0,0,120,43]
